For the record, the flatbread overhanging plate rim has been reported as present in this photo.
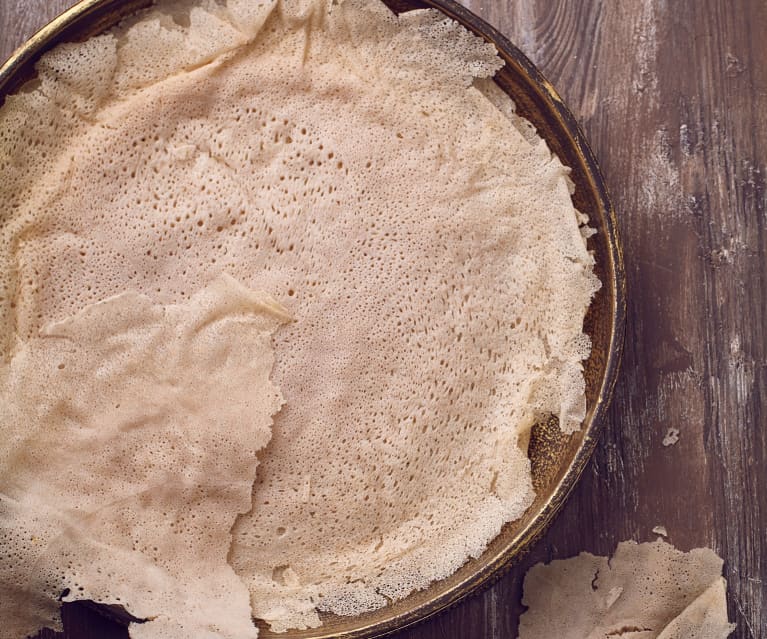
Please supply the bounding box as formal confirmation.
[0,1,627,637]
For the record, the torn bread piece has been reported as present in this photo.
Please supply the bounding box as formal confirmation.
[0,275,289,639]
[519,540,735,639]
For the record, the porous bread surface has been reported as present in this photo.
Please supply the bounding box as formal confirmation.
[0,0,599,633]
[0,275,289,639]
[519,540,735,639]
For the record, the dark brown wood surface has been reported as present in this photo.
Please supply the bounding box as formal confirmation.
[2,1,765,638]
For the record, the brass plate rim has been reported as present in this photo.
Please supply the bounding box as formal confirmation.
[0,1,626,638]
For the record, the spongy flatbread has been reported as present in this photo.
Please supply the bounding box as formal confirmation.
[0,275,289,639]
[0,0,599,633]
[519,540,735,639]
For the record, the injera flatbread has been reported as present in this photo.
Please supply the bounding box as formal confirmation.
[0,0,599,635]
[519,540,735,639]
[0,275,289,638]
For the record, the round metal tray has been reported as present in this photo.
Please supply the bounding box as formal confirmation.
[0,1,626,637]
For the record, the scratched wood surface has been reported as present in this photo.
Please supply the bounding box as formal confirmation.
[2,1,765,638]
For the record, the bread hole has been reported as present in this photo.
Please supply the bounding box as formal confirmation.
[272,565,293,586]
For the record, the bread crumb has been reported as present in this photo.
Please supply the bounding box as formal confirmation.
[663,427,681,446]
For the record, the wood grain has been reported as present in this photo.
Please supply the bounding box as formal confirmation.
[1,1,765,638]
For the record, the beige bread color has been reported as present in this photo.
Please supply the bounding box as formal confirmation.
[519,540,735,639]
[0,275,289,638]
[0,0,599,636]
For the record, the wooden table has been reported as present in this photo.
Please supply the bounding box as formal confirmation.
[2,1,764,638]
